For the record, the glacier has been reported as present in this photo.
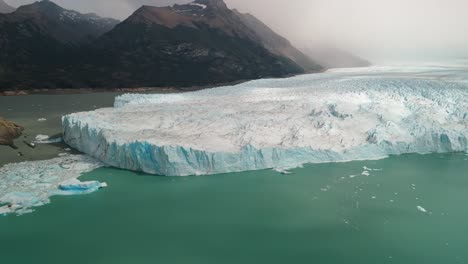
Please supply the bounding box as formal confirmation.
[62,65,468,176]
[0,155,104,216]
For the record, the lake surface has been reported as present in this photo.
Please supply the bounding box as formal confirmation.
[1,93,467,263]
[1,153,467,264]
[0,93,119,166]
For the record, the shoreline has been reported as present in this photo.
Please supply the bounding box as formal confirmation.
[0,72,316,96]
[0,79,253,97]
[0,87,199,97]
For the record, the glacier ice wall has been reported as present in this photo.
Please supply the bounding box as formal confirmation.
[63,65,468,176]
[0,155,103,215]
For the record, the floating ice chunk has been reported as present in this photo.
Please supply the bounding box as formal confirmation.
[0,155,103,216]
[62,65,468,176]
[361,171,370,176]
[363,166,383,171]
[58,179,104,195]
[37,118,47,122]
[417,206,428,213]
[35,134,50,141]
[273,168,293,174]
[34,135,62,144]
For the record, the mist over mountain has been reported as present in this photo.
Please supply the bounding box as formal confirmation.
[302,44,370,69]
[7,0,468,63]
[0,0,15,13]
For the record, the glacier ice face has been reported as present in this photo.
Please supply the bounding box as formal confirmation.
[0,155,103,215]
[62,65,468,176]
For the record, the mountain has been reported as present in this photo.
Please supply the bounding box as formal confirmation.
[234,10,321,72]
[0,0,318,90]
[4,0,119,44]
[0,0,119,88]
[303,44,371,69]
[0,0,15,14]
[77,0,309,88]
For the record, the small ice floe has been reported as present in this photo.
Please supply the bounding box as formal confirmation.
[361,171,370,176]
[321,186,331,192]
[37,118,47,122]
[363,166,383,171]
[0,204,24,215]
[33,135,62,144]
[35,135,49,141]
[0,155,103,216]
[273,168,293,175]
[23,141,36,149]
[371,196,377,199]
[349,175,357,178]
[417,206,428,213]
[58,179,107,195]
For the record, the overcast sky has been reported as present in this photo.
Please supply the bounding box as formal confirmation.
[6,0,468,63]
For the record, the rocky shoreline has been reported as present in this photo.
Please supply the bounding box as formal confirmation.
[0,117,24,149]
[0,87,186,97]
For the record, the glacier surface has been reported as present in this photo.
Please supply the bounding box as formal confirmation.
[0,155,104,215]
[63,65,468,176]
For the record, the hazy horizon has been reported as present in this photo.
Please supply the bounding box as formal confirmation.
[6,0,468,64]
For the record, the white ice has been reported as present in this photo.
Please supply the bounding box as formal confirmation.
[62,65,468,176]
[34,134,63,144]
[0,155,103,215]
[417,206,428,213]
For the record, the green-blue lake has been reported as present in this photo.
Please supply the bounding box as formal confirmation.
[1,153,467,264]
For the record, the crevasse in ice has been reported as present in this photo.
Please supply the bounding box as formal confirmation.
[62,65,468,176]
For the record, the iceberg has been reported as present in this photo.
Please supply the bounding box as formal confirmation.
[62,65,468,176]
[58,179,107,195]
[0,155,103,215]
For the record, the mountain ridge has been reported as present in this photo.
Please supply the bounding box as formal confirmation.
[0,0,367,90]
[0,0,313,89]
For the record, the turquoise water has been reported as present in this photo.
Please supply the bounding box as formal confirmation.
[1,153,467,264]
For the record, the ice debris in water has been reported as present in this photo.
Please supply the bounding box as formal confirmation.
[62,65,468,176]
[34,135,62,144]
[417,206,428,213]
[273,168,293,174]
[361,171,370,176]
[58,179,107,194]
[37,118,47,122]
[0,155,103,216]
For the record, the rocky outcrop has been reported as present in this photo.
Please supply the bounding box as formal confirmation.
[0,117,24,148]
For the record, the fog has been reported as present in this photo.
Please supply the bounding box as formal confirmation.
[7,0,468,63]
